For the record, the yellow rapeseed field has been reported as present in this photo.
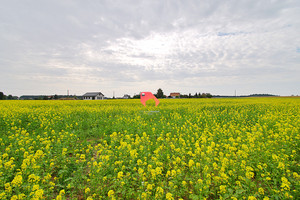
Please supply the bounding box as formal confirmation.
[0,98,299,199]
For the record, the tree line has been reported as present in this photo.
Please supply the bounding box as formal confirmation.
[132,88,212,99]
[0,92,18,100]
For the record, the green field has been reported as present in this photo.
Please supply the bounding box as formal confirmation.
[0,98,299,199]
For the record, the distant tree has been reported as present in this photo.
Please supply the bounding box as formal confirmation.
[249,94,276,97]
[188,93,192,98]
[156,88,164,98]
[206,93,212,98]
[201,93,207,98]
[7,95,13,100]
[54,94,58,100]
[0,92,4,100]
[132,94,140,99]
[180,94,188,98]
[43,96,48,100]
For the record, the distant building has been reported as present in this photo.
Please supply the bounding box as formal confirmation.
[169,92,180,98]
[123,94,131,99]
[83,92,104,100]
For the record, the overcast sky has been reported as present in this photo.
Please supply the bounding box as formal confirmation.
[0,0,299,97]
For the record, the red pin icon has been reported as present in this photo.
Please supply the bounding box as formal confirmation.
[140,92,160,107]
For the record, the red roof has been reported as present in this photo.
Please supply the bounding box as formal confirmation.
[170,93,180,97]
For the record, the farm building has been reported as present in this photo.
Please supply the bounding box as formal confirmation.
[83,92,104,100]
[169,92,180,98]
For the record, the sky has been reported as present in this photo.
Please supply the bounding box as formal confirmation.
[0,0,299,97]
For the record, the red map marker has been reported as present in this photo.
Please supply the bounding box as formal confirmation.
[140,92,160,107]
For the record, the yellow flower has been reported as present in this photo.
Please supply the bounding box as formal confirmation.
[198,179,203,184]
[141,192,147,199]
[108,190,115,197]
[220,185,226,193]
[281,177,290,191]
[246,171,254,179]
[5,183,12,193]
[32,184,39,191]
[258,187,264,195]
[138,168,144,175]
[293,172,299,179]
[166,192,174,200]
[11,175,23,187]
[188,159,195,168]
[137,159,143,165]
[147,184,153,191]
[59,189,65,196]
[117,171,124,179]
[34,149,44,158]
[248,196,257,200]
[34,189,44,199]
[0,192,6,199]
[85,187,91,194]
[28,174,40,183]
[11,195,18,200]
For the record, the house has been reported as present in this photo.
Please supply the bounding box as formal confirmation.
[123,94,131,99]
[169,93,180,98]
[83,92,104,100]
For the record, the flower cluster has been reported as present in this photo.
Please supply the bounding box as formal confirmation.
[0,98,299,199]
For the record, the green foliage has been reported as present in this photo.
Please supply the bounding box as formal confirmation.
[156,88,164,98]
[0,92,5,100]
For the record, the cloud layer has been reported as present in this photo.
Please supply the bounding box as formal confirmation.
[1,0,299,96]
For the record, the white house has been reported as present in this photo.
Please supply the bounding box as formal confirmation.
[83,92,104,100]
[123,94,130,99]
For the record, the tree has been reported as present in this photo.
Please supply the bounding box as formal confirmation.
[156,88,164,98]
[206,93,212,98]
[132,94,140,99]
[7,95,13,100]
[180,94,188,98]
[54,94,58,100]
[0,92,4,100]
